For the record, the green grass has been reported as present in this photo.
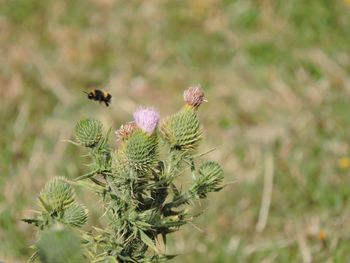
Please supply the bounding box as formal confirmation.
[1,0,350,262]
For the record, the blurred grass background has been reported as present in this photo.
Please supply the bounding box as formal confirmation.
[1,0,350,262]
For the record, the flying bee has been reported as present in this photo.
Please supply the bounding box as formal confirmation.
[84,89,112,107]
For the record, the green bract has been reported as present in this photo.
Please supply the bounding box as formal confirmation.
[39,177,75,212]
[122,130,158,173]
[37,226,83,263]
[192,161,224,198]
[160,107,201,153]
[74,118,103,147]
[62,203,88,228]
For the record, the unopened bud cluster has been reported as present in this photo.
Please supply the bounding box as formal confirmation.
[25,86,225,263]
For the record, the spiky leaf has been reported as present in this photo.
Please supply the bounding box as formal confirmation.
[75,118,103,147]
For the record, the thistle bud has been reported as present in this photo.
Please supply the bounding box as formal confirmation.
[160,108,201,153]
[118,130,158,173]
[74,118,103,147]
[183,86,205,109]
[192,161,224,198]
[37,226,83,263]
[133,107,160,134]
[115,122,138,142]
[62,203,88,228]
[39,177,75,212]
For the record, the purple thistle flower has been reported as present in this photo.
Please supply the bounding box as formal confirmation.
[133,107,160,134]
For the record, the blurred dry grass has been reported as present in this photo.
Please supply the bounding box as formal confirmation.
[1,0,350,262]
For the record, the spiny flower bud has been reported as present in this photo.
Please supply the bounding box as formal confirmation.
[115,121,138,142]
[133,107,160,134]
[74,118,103,147]
[62,203,88,228]
[160,108,201,153]
[183,86,205,109]
[117,130,158,173]
[192,161,224,198]
[39,177,75,212]
[37,226,83,263]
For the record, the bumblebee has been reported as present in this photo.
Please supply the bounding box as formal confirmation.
[84,89,112,106]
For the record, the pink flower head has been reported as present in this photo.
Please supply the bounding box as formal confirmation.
[133,107,160,134]
[183,85,205,109]
[115,121,137,141]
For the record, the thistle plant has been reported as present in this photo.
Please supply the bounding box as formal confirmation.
[24,86,225,263]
